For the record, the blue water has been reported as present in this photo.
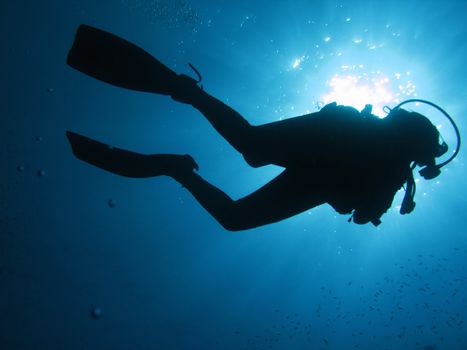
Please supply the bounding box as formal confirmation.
[1,1,466,349]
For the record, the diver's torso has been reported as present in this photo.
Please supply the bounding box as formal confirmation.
[257,103,410,216]
[258,103,394,170]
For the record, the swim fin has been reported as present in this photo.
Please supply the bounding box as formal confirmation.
[66,131,198,178]
[67,24,178,94]
[66,131,156,177]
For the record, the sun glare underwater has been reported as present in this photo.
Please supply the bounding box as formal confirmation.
[282,13,436,122]
[1,1,467,350]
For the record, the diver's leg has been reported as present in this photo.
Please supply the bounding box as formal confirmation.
[174,168,325,231]
[171,76,271,167]
[66,131,323,230]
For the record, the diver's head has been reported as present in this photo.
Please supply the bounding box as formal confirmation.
[385,108,443,166]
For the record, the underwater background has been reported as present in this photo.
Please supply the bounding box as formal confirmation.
[1,0,467,349]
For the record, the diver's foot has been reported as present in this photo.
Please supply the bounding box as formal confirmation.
[170,74,204,104]
[150,154,199,180]
[171,154,199,174]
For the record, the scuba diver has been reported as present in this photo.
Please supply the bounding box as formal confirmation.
[65,24,460,231]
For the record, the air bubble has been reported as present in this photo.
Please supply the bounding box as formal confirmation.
[90,307,102,319]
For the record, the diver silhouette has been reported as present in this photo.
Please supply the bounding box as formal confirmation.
[66,25,459,231]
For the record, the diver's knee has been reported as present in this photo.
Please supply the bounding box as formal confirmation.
[221,220,251,231]
[217,206,251,231]
[221,222,244,232]
[240,126,268,168]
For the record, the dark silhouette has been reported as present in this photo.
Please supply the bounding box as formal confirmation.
[66,25,446,231]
